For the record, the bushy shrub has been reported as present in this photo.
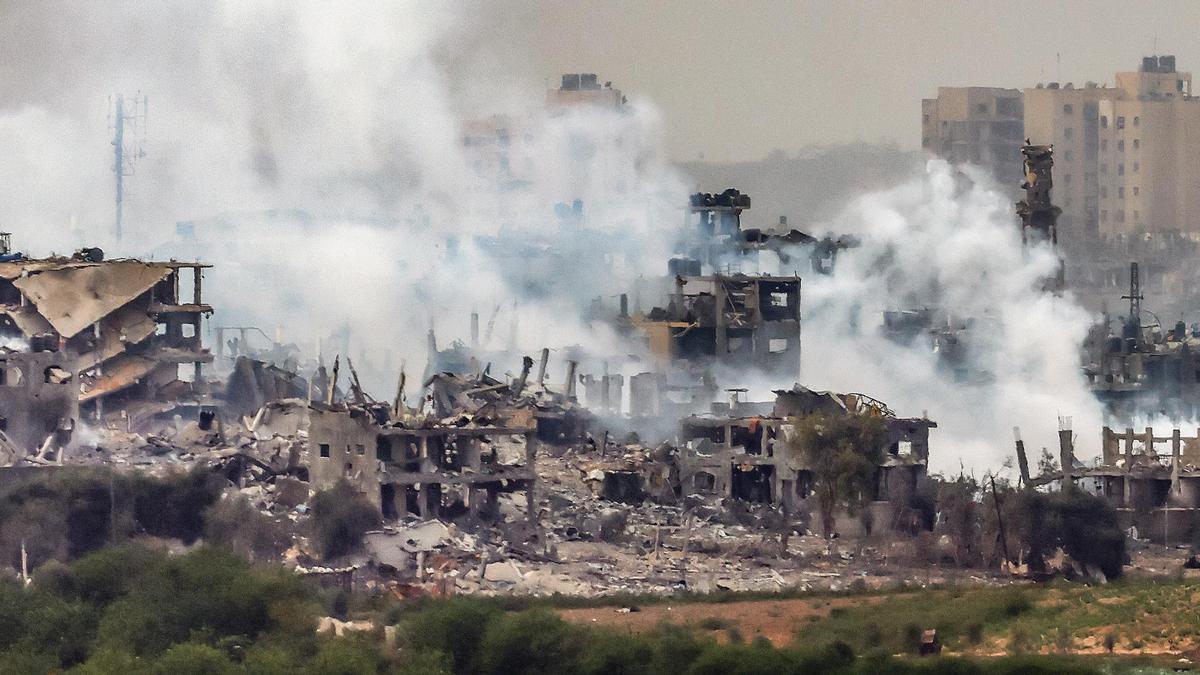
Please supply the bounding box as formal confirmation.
[203,495,288,562]
[308,481,379,560]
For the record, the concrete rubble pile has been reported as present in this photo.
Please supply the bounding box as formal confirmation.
[0,226,980,600]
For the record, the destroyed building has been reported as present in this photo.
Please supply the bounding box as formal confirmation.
[306,403,537,525]
[1021,424,1200,544]
[677,385,935,523]
[1084,261,1200,421]
[302,351,594,526]
[634,274,801,373]
[0,246,212,451]
[0,347,78,458]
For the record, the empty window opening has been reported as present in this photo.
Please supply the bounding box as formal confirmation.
[731,464,774,503]
[381,484,398,520]
[376,436,393,462]
[319,443,330,458]
[44,365,71,384]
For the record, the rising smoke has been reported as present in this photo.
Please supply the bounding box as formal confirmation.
[0,2,1107,471]
[794,161,1103,472]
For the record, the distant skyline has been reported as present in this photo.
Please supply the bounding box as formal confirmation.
[463,0,1200,161]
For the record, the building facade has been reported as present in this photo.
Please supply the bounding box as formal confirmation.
[921,87,1025,190]
[928,56,1200,245]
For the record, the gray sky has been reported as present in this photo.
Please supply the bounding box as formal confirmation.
[473,0,1200,161]
[4,0,1198,166]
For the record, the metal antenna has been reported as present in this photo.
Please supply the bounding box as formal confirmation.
[110,91,147,242]
[1121,262,1143,324]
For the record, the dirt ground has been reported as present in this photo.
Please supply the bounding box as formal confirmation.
[559,595,886,647]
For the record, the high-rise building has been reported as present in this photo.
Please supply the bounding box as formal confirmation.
[928,56,1200,245]
[921,87,1025,189]
[1025,57,1200,242]
[1095,57,1197,238]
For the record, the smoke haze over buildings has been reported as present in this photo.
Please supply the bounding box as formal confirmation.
[0,1,1138,471]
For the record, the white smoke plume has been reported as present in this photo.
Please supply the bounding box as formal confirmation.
[795,161,1103,472]
[0,2,685,395]
[0,3,1110,472]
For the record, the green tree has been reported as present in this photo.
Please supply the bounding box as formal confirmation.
[477,610,583,675]
[1006,488,1126,579]
[151,642,234,675]
[399,597,500,673]
[204,495,289,563]
[308,482,379,560]
[790,414,887,536]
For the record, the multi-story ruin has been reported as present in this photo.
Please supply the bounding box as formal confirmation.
[0,244,212,450]
[634,274,801,373]
[677,385,936,520]
[1022,424,1200,544]
[306,404,537,524]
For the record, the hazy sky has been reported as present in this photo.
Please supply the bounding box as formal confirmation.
[473,0,1200,161]
[5,0,1200,166]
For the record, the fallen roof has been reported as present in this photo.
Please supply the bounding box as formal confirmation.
[13,262,171,338]
[73,304,158,372]
[79,353,158,402]
[0,306,53,336]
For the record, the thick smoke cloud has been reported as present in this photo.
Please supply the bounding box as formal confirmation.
[0,1,686,395]
[796,161,1102,472]
[0,3,1107,470]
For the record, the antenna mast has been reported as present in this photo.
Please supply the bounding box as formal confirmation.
[1122,261,1143,324]
[110,92,147,243]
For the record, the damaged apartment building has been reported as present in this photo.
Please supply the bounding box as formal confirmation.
[624,189,803,382]
[307,403,538,526]
[301,351,594,528]
[1020,424,1200,544]
[0,239,212,456]
[676,384,936,527]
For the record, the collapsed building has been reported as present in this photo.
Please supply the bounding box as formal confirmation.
[307,403,537,525]
[0,243,212,453]
[1020,424,1200,544]
[300,351,594,528]
[633,274,802,373]
[1085,261,1200,421]
[678,385,936,528]
[1064,218,1200,425]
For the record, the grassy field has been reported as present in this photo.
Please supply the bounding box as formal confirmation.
[557,578,1200,666]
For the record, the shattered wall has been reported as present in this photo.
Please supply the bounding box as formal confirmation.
[0,350,78,455]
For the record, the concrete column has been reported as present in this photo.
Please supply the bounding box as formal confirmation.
[1172,428,1182,498]
[421,483,439,520]
[1058,429,1074,488]
[715,276,728,357]
[468,487,482,520]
